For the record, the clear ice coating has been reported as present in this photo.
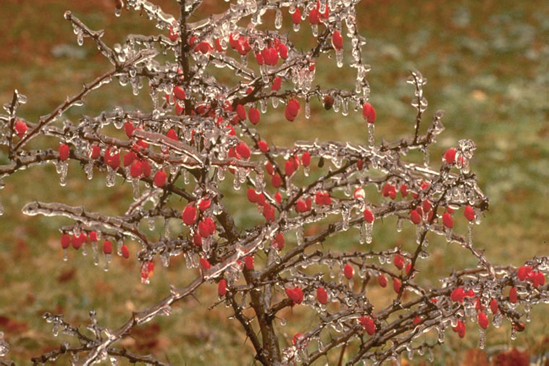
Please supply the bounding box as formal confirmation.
[1,0,543,364]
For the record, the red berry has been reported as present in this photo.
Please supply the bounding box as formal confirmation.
[198,199,211,212]
[15,119,28,138]
[182,204,197,225]
[257,140,269,153]
[410,209,422,224]
[272,174,282,188]
[478,312,489,329]
[362,103,376,123]
[173,86,186,100]
[358,316,376,335]
[123,151,136,167]
[442,212,454,228]
[378,275,387,288]
[130,160,143,178]
[444,148,456,164]
[285,160,295,177]
[413,316,422,325]
[121,244,130,258]
[255,52,264,65]
[301,151,311,167]
[248,107,260,125]
[451,288,465,303]
[59,144,70,161]
[316,287,328,304]
[168,25,179,42]
[103,240,112,254]
[517,265,532,281]
[400,184,409,197]
[363,209,374,223]
[344,264,354,280]
[292,8,301,24]
[218,279,227,297]
[89,232,98,242]
[200,257,211,270]
[332,31,343,50]
[275,233,285,251]
[295,199,308,213]
[393,278,401,293]
[154,171,167,187]
[236,142,251,159]
[124,121,135,138]
[308,7,320,24]
[90,145,101,160]
[61,234,71,249]
[509,287,518,303]
[272,76,282,91]
[464,205,475,221]
[244,255,254,270]
[285,287,304,305]
[490,299,499,314]
[277,43,288,59]
[393,254,405,270]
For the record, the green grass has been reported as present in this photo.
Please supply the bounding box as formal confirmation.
[1,0,548,364]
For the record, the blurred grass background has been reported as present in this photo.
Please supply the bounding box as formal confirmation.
[0,0,548,364]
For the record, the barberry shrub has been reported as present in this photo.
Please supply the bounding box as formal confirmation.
[0,0,547,364]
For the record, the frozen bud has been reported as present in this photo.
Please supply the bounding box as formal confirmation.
[323,94,334,110]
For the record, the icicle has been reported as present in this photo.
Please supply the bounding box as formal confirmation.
[92,241,99,265]
[311,24,318,37]
[217,167,225,181]
[233,170,241,190]
[304,165,310,177]
[341,206,350,231]
[85,163,94,180]
[164,219,171,238]
[274,8,282,29]
[525,303,531,322]
[416,227,423,244]
[305,100,311,119]
[365,222,373,244]
[148,217,155,231]
[183,169,189,184]
[55,161,69,186]
[396,218,403,232]
[117,240,123,256]
[132,179,140,199]
[445,227,452,242]
[293,23,300,32]
[467,222,473,245]
[478,329,486,349]
[106,167,116,187]
[359,222,366,244]
[510,326,517,340]
[367,123,375,147]
[423,148,430,166]
[336,51,343,68]
[104,253,111,271]
[63,248,69,261]
[296,226,304,246]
